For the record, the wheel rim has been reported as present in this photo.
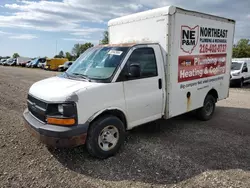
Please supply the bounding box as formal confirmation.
[205,101,213,116]
[98,125,119,151]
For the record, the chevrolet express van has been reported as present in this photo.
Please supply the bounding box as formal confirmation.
[23,6,235,159]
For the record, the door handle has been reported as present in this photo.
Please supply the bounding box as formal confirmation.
[158,78,162,89]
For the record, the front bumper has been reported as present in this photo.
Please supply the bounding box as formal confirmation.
[23,108,88,148]
[230,78,241,85]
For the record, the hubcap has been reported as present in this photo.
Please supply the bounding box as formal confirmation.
[205,101,213,116]
[98,125,119,151]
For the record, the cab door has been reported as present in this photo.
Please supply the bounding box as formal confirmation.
[116,45,165,129]
[242,62,249,83]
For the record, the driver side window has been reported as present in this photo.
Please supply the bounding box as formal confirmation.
[243,63,248,72]
[117,47,158,81]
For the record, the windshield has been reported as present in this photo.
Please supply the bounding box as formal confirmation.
[231,62,243,70]
[66,46,129,80]
[7,59,13,63]
[31,59,38,65]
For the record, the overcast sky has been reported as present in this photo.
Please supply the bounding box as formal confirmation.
[0,0,249,58]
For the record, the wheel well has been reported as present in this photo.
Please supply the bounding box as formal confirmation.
[90,109,127,129]
[207,89,218,102]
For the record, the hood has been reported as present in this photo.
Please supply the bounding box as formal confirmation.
[230,70,241,75]
[29,76,103,102]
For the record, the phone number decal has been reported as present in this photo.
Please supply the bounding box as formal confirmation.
[199,44,227,53]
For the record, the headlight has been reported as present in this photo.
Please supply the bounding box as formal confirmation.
[58,104,64,114]
[46,102,77,126]
[232,72,240,76]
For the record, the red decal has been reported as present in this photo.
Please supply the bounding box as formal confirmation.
[178,54,227,82]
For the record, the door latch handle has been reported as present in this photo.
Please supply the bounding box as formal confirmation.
[158,78,162,89]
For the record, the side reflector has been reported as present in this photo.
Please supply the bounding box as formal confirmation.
[47,117,75,126]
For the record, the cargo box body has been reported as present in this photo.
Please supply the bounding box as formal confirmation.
[109,6,235,119]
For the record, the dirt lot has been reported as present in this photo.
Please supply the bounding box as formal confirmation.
[0,66,250,188]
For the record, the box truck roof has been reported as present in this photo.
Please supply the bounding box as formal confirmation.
[108,6,175,26]
[108,5,235,47]
[108,5,235,27]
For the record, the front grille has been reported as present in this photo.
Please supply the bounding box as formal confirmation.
[27,94,47,109]
[27,94,47,122]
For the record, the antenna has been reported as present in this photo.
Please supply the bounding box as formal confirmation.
[55,40,58,56]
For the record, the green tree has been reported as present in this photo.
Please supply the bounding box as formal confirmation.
[80,42,94,52]
[233,39,250,58]
[65,52,73,61]
[100,30,109,44]
[13,53,20,58]
[72,43,81,58]
[72,43,94,58]
[54,50,65,58]
[59,50,64,58]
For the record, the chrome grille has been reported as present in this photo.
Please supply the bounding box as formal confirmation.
[27,94,47,122]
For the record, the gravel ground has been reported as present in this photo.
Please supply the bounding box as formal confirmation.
[0,66,250,188]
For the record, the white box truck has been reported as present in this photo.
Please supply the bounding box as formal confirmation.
[23,6,235,159]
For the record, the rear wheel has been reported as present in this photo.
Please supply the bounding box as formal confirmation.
[86,115,125,159]
[196,95,216,121]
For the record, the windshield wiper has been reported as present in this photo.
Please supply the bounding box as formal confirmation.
[71,73,91,81]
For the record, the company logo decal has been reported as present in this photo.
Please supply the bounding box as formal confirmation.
[181,25,199,54]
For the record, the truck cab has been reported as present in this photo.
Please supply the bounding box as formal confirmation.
[23,43,166,157]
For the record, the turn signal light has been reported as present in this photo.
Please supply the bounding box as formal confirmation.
[47,117,75,126]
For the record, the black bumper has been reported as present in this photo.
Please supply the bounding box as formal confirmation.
[23,108,89,148]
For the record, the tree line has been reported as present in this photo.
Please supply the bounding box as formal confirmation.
[8,33,250,60]
[54,31,109,61]
[232,39,250,58]
[5,31,109,61]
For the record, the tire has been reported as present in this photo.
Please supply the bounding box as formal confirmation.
[196,95,216,121]
[239,78,244,88]
[86,115,125,159]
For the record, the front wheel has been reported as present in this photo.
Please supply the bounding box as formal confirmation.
[196,95,216,121]
[239,78,244,88]
[86,115,125,159]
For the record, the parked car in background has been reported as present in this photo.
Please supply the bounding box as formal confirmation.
[44,58,68,71]
[58,61,74,72]
[37,59,47,69]
[36,58,46,68]
[2,58,11,66]
[26,60,33,68]
[20,60,31,67]
[16,57,32,66]
[29,58,39,68]
[7,58,17,66]
[0,59,7,65]
[29,58,46,68]
[4,58,15,66]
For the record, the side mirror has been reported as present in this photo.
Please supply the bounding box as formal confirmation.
[128,63,141,78]
[242,67,248,73]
